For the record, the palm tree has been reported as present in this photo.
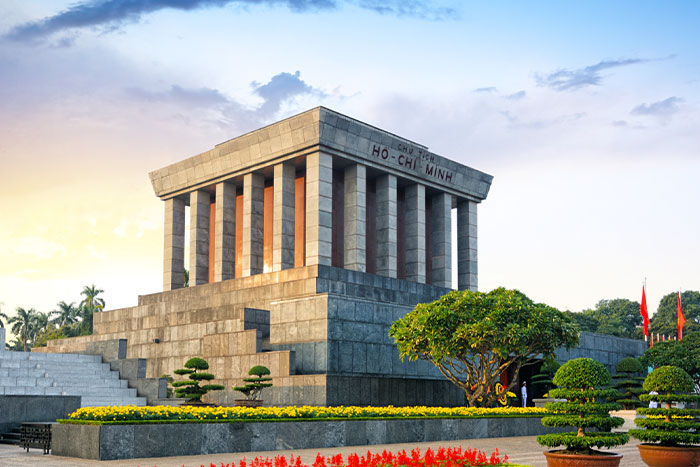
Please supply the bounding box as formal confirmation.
[31,312,49,340]
[50,301,78,327]
[80,285,105,312]
[8,307,37,352]
[0,302,8,328]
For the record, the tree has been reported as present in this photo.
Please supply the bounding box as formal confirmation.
[8,307,38,351]
[641,331,700,392]
[650,290,700,338]
[80,284,105,312]
[586,298,643,339]
[50,301,78,327]
[31,312,49,341]
[234,365,273,401]
[172,357,224,403]
[389,287,580,407]
[564,310,599,333]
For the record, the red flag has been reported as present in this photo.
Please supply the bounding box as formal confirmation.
[650,332,653,348]
[640,286,649,338]
[678,292,685,340]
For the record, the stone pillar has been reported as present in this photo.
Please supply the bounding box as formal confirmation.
[458,200,478,291]
[431,192,452,288]
[305,152,333,266]
[163,197,185,291]
[242,172,264,277]
[343,164,366,272]
[376,174,397,278]
[405,184,426,283]
[273,162,296,272]
[214,182,236,282]
[189,190,210,286]
[0,327,5,352]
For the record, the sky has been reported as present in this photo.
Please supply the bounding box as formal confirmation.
[1,1,699,332]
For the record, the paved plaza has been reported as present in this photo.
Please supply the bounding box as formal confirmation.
[0,434,645,467]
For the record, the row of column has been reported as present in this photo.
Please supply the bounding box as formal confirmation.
[163,153,478,291]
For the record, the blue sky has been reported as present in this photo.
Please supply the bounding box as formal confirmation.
[1,0,698,326]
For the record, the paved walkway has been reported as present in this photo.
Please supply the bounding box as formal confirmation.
[0,436,645,467]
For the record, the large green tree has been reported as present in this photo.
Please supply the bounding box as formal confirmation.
[8,307,38,351]
[389,287,580,407]
[649,290,700,338]
[50,301,78,327]
[641,331,700,392]
[564,310,599,333]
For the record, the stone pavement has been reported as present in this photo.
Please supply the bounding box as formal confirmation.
[0,435,645,467]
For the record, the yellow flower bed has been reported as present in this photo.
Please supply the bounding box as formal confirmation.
[67,405,547,423]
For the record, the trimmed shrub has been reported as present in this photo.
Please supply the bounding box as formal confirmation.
[537,358,629,454]
[172,357,225,402]
[531,359,560,398]
[234,365,273,401]
[609,357,646,410]
[630,365,700,446]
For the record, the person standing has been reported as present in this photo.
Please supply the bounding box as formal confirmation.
[521,381,528,407]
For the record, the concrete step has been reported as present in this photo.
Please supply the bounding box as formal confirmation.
[0,385,138,397]
[80,397,147,407]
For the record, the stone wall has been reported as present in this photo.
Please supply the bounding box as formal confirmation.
[554,331,647,373]
[0,395,81,433]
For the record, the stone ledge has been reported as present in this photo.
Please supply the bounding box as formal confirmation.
[52,417,565,460]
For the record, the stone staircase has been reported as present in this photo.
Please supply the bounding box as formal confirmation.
[0,350,146,407]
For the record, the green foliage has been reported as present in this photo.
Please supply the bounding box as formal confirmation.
[566,298,644,339]
[538,358,628,453]
[643,366,694,394]
[630,365,700,446]
[616,357,644,374]
[642,332,700,392]
[553,358,610,389]
[650,290,700,337]
[173,357,224,402]
[531,359,560,398]
[389,287,579,407]
[234,365,273,401]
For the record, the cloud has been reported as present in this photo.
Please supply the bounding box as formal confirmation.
[4,0,454,43]
[504,90,526,100]
[473,87,498,94]
[10,237,67,260]
[126,70,324,130]
[630,96,683,117]
[535,58,651,91]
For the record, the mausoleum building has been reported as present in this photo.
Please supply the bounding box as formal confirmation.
[38,107,493,406]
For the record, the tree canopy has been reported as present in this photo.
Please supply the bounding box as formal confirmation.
[650,291,700,338]
[389,287,580,407]
[641,331,700,393]
[566,298,643,339]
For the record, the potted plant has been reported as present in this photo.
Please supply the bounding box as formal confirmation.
[172,357,224,405]
[537,357,629,466]
[629,365,700,467]
[234,365,273,407]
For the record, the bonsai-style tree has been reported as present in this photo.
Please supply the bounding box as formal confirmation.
[609,357,646,410]
[538,358,629,454]
[172,357,224,403]
[629,366,700,446]
[531,359,561,399]
[642,332,700,393]
[389,287,579,407]
[234,365,273,401]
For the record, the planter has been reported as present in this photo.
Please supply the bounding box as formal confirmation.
[637,444,700,467]
[543,450,622,467]
[234,399,263,407]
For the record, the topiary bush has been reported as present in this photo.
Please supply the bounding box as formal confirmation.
[531,359,561,398]
[172,357,225,403]
[609,357,646,410]
[537,358,629,454]
[629,365,700,446]
[234,365,273,401]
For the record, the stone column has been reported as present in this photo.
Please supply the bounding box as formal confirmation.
[189,190,210,286]
[273,162,296,271]
[214,182,236,282]
[458,200,478,291]
[163,197,185,291]
[376,174,397,278]
[343,164,366,272]
[242,172,264,277]
[405,183,426,283]
[431,192,452,288]
[305,152,333,266]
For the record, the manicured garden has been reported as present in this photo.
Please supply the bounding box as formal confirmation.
[61,405,548,425]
